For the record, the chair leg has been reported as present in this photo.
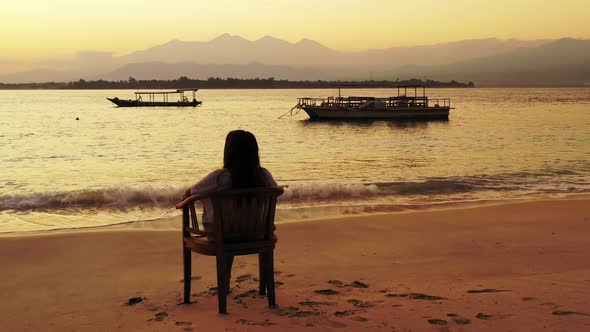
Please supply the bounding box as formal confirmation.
[258,251,266,296]
[215,255,228,314]
[183,247,191,304]
[226,255,234,295]
[266,249,276,307]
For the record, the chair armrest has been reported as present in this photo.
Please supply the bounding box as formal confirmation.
[176,191,215,209]
[176,194,204,209]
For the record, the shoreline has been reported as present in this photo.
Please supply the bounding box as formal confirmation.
[2,194,589,237]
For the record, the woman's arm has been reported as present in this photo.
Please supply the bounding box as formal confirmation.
[261,168,278,187]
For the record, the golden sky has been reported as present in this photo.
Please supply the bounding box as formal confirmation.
[1,0,589,61]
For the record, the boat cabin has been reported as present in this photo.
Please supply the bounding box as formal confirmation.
[134,89,199,103]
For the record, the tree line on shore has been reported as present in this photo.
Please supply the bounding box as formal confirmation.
[0,76,475,90]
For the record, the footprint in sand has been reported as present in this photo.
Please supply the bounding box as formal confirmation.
[386,293,446,300]
[467,289,511,294]
[427,319,447,325]
[347,299,377,308]
[446,313,471,325]
[345,281,369,288]
[299,301,337,307]
[409,293,446,300]
[521,297,537,301]
[475,313,495,320]
[127,297,144,305]
[477,312,515,320]
[350,316,369,322]
[334,310,356,317]
[235,274,253,282]
[270,306,300,316]
[552,311,590,317]
[150,312,168,322]
[235,319,277,326]
[315,289,341,295]
[289,310,321,318]
[175,321,192,326]
[234,298,247,306]
[328,280,344,286]
[327,280,368,288]
[235,289,258,299]
[453,318,472,325]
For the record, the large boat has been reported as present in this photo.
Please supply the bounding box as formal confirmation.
[107,89,202,107]
[286,85,451,120]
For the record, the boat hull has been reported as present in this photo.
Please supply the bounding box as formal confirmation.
[301,106,450,120]
[107,98,202,107]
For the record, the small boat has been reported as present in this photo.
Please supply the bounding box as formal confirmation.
[284,85,452,120]
[107,89,202,107]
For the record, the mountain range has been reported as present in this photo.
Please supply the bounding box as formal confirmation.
[1,34,588,86]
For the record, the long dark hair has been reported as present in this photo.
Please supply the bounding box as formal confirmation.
[223,130,266,188]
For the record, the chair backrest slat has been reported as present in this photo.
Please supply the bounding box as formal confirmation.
[210,187,283,243]
[189,203,198,230]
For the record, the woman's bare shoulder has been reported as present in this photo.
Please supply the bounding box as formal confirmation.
[203,168,227,178]
[190,168,230,194]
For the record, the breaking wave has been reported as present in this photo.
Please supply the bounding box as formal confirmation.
[0,186,183,212]
[1,169,588,212]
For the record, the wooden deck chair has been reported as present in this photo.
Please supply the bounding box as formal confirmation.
[176,187,284,314]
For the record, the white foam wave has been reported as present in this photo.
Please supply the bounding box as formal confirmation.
[1,170,587,212]
[0,186,183,211]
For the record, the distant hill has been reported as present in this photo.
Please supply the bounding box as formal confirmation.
[390,38,590,86]
[119,34,546,68]
[1,34,588,86]
[122,34,340,66]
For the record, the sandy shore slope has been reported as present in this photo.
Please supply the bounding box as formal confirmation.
[1,199,589,331]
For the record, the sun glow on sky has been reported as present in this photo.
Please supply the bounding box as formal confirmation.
[1,0,589,61]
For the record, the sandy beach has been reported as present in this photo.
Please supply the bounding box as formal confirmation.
[1,199,589,331]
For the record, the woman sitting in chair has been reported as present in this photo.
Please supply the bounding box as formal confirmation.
[183,130,277,280]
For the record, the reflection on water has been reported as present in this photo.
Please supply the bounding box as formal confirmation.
[300,117,447,127]
[299,118,447,129]
[1,88,589,232]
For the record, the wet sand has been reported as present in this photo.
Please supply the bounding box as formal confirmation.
[1,199,589,331]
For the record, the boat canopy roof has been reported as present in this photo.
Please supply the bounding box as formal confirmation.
[330,84,392,88]
[329,84,427,88]
[329,84,428,98]
[392,84,426,88]
[134,89,199,95]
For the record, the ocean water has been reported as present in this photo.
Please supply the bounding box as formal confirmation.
[1,88,589,232]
